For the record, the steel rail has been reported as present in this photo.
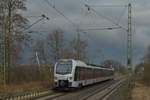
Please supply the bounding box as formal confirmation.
[80,80,117,100]
[99,80,125,100]
[80,79,126,100]
[34,80,115,100]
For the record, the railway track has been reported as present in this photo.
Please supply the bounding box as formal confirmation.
[80,81,117,100]
[33,80,115,100]
[80,79,126,100]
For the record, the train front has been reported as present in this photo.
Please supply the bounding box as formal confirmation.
[54,59,74,89]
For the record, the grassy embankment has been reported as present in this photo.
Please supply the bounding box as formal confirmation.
[131,77,150,100]
[0,65,53,96]
[0,81,52,96]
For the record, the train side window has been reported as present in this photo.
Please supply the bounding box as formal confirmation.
[74,68,77,81]
[74,67,80,81]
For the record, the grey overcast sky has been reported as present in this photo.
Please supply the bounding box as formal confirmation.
[21,0,150,66]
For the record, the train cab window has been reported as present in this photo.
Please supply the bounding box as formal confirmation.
[56,61,72,75]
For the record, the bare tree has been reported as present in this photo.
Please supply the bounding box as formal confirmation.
[0,0,29,65]
[0,0,29,84]
[63,47,74,59]
[29,40,53,81]
[101,59,127,74]
[70,38,87,61]
[47,29,65,62]
[101,60,118,68]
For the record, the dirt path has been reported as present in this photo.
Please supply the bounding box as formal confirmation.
[132,83,150,100]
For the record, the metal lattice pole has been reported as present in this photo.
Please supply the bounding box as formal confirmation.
[0,4,7,87]
[127,3,132,72]
[0,23,6,87]
[76,31,81,60]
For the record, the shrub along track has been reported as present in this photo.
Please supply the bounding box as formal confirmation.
[1,79,125,100]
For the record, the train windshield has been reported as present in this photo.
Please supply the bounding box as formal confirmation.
[56,61,72,75]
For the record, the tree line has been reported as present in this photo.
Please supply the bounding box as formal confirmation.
[101,60,128,74]
[32,29,87,65]
[135,46,150,86]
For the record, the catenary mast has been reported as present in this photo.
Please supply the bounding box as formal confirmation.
[127,3,132,71]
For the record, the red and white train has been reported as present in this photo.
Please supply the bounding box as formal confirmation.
[54,59,114,89]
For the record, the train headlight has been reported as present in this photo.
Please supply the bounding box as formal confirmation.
[69,77,72,80]
[54,77,57,80]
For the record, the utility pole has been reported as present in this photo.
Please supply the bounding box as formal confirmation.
[127,3,132,72]
[76,31,81,60]
[0,4,6,87]
[6,0,12,84]
[0,23,6,87]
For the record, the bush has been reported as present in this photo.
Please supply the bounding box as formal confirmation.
[9,65,53,84]
[143,64,150,86]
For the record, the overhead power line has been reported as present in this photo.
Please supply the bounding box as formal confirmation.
[116,7,127,25]
[45,0,77,28]
[81,26,122,31]
[25,15,45,18]
[21,14,49,32]
[45,0,124,32]
[84,4,127,31]
[85,5,128,7]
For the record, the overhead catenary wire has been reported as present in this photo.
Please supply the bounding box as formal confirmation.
[44,0,93,34]
[45,0,77,28]
[11,14,50,41]
[81,0,127,64]
[34,0,63,32]
[25,15,45,18]
[83,0,128,7]
[44,0,126,33]
[116,6,127,25]
[81,26,122,31]
[22,14,49,32]
[84,4,128,8]
[44,0,127,40]
[84,4,127,31]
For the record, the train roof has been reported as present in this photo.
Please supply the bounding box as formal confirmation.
[85,63,114,70]
[58,59,114,71]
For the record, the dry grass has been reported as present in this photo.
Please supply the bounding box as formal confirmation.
[114,72,127,80]
[0,81,52,96]
[0,65,54,97]
[132,82,150,100]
